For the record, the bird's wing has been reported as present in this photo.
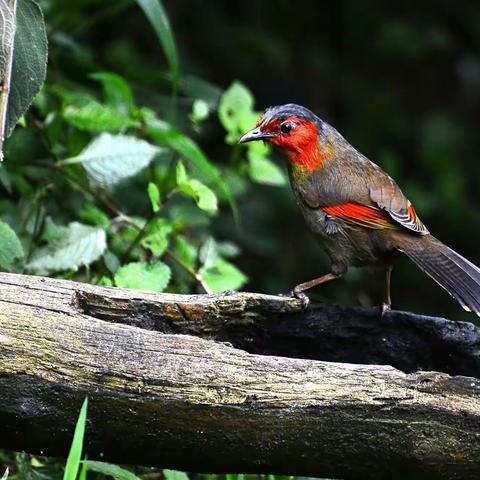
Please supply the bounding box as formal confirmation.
[367,172,429,234]
[298,162,429,234]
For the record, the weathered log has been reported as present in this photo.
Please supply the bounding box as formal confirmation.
[1,272,480,480]
[0,272,477,375]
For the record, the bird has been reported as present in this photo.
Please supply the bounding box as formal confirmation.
[239,103,480,316]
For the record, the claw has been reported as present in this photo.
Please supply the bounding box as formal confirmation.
[290,288,310,310]
[379,302,391,319]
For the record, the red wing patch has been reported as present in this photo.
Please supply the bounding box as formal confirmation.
[322,203,398,230]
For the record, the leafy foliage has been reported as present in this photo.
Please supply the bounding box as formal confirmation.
[1,0,479,478]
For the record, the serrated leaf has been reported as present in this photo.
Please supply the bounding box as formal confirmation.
[81,461,141,480]
[200,258,247,293]
[64,133,161,189]
[5,0,48,137]
[90,72,134,115]
[27,222,106,274]
[141,218,172,256]
[0,219,24,270]
[114,261,171,292]
[248,151,287,186]
[0,1,15,81]
[147,182,161,212]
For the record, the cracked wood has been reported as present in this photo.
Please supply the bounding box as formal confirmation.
[0,272,480,479]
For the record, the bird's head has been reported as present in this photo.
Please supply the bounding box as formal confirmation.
[239,103,335,171]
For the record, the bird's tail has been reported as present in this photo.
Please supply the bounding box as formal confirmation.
[399,235,480,316]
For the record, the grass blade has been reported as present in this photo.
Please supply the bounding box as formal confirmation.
[81,461,141,480]
[135,0,179,89]
[63,397,88,480]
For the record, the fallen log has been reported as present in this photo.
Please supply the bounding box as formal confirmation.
[0,272,479,479]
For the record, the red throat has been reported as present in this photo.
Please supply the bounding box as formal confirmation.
[263,118,332,172]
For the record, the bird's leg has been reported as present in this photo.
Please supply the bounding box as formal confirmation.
[380,265,393,317]
[289,272,339,309]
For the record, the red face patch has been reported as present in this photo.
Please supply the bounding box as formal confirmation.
[258,115,333,171]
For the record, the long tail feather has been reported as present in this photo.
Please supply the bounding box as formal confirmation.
[400,236,480,316]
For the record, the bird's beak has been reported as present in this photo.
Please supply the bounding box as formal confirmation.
[238,127,276,144]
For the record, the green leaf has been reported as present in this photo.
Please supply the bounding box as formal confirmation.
[81,461,141,480]
[27,222,107,274]
[114,261,171,292]
[226,475,244,480]
[176,163,217,213]
[63,133,161,189]
[218,81,256,144]
[163,471,189,480]
[200,258,247,293]
[175,235,197,268]
[63,397,88,480]
[90,72,134,115]
[217,241,240,258]
[190,99,209,123]
[135,0,179,87]
[1,468,8,480]
[0,219,24,270]
[147,182,161,212]
[103,251,120,274]
[78,461,88,480]
[175,161,188,185]
[80,203,110,226]
[141,218,172,256]
[5,0,48,137]
[63,98,136,133]
[248,151,287,186]
[0,1,15,81]
[0,166,12,193]
[146,115,237,218]
[179,179,218,214]
[199,236,219,268]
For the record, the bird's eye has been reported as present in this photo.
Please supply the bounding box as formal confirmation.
[280,122,295,134]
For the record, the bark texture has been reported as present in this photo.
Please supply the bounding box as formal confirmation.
[0,272,480,480]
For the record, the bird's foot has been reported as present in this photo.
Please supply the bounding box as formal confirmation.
[286,287,310,310]
[379,302,391,319]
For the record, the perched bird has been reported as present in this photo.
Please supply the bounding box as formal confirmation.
[239,103,480,315]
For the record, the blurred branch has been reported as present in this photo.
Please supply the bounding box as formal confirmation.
[0,272,479,480]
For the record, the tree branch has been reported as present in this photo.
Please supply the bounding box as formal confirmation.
[0,272,480,479]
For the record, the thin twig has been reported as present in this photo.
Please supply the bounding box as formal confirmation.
[165,248,212,294]
[0,0,17,161]
[121,213,155,262]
